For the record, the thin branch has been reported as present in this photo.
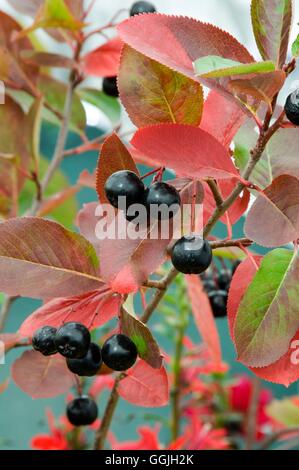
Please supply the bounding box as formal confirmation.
[206,179,223,207]
[94,373,124,450]
[210,238,253,249]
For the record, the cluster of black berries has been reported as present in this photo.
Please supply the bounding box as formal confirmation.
[105,170,213,276]
[285,89,299,126]
[105,170,181,221]
[200,262,240,318]
[32,324,138,426]
[102,2,156,98]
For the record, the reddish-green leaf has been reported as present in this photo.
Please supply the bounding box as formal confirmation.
[96,133,139,204]
[119,45,203,127]
[12,351,74,398]
[82,37,123,78]
[266,398,299,425]
[235,125,299,189]
[21,50,76,69]
[131,124,239,180]
[19,289,120,337]
[245,175,299,247]
[20,0,84,36]
[118,360,169,407]
[186,275,222,367]
[118,14,254,79]
[251,0,293,68]
[0,217,101,299]
[234,248,299,367]
[194,56,275,78]
[121,308,163,369]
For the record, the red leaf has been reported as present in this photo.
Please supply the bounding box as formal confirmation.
[118,360,169,407]
[96,133,139,204]
[227,256,262,340]
[12,351,74,398]
[200,91,246,149]
[118,14,253,80]
[131,124,239,180]
[82,37,123,78]
[186,275,222,367]
[19,289,120,337]
[244,175,299,247]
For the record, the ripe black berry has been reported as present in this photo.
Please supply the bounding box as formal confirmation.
[105,170,145,210]
[171,236,212,274]
[66,396,98,426]
[208,290,228,318]
[66,342,102,376]
[32,326,57,356]
[130,1,156,16]
[103,76,119,98]
[102,334,138,371]
[144,182,181,220]
[55,322,90,359]
[285,89,299,125]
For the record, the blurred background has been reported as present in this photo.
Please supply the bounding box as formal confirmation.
[0,0,299,450]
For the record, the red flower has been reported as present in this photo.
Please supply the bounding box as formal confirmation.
[31,430,69,451]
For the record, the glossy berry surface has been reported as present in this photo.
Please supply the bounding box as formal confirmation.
[55,322,90,359]
[144,182,181,219]
[66,342,102,376]
[103,76,119,98]
[32,326,57,356]
[208,290,228,318]
[285,89,299,125]
[102,334,138,371]
[171,236,212,274]
[105,170,145,209]
[130,1,156,16]
[66,396,98,426]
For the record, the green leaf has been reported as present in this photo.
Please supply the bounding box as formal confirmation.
[234,122,299,189]
[121,308,163,369]
[235,249,299,368]
[251,0,293,68]
[267,398,299,427]
[22,0,84,35]
[292,34,299,57]
[119,45,203,127]
[19,157,78,229]
[79,88,121,125]
[194,56,275,78]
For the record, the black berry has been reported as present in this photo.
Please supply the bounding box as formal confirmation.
[32,326,57,356]
[130,1,156,16]
[55,322,90,359]
[208,290,228,318]
[144,182,181,220]
[171,236,212,274]
[102,334,138,371]
[66,396,98,426]
[66,342,102,377]
[285,89,299,125]
[103,76,119,98]
[105,170,145,210]
[217,268,231,290]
